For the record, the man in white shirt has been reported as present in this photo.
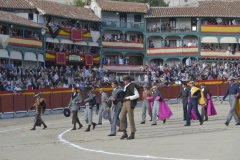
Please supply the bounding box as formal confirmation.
[119,75,139,140]
[186,57,191,67]
[187,41,193,47]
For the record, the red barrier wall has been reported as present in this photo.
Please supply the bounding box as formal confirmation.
[14,95,26,111]
[0,84,234,113]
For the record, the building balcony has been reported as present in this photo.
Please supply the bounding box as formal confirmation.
[46,28,93,39]
[102,21,144,30]
[147,46,198,56]
[102,41,144,50]
[8,36,43,49]
[201,25,240,34]
[201,50,240,59]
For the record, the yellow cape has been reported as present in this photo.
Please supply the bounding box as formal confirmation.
[236,98,240,118]
[191,87,206,106]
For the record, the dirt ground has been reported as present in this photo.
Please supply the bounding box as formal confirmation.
[0,101,239,160]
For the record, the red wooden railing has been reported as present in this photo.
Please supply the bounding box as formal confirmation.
[0,83,229,113]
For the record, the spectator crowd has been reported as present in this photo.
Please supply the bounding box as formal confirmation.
[0,58,240,93]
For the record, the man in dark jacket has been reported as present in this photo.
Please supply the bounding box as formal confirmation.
[200,83,212,121]
[176,82,190,120]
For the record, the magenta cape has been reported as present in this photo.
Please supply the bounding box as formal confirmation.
[156,96,173,120]
[190,94,217,120]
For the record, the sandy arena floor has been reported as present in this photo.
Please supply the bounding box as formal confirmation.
[0,101,239,160]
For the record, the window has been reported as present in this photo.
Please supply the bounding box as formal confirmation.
[120,13,127,22]
[169,40,177,47]
[169,18,176,28]
[134,15,141,22]
[29,13,33,20]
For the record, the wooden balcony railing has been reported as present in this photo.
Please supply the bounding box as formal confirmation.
[102,41,144,50]
[201,50,240,58]
[9,36,42,49]
[147,46,198,56]
[201,25,240,34]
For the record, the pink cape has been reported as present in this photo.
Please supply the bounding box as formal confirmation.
[206,94,217,116]
[190,94,217,120]
[156,96,173,120]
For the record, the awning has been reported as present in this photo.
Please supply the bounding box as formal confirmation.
[38,54,44,62]
[25,52,37,61]
[10,51,22,60]
[61,39,74,44]
[46,37,59,43]
[75,41,87,45]
[238,38,240,43]
[0,49,9,58]
[220,37,237,43]
[88,42,99,46]
[201,36,218,43]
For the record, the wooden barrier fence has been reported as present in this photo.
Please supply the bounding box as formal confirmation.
[0,83,229,113]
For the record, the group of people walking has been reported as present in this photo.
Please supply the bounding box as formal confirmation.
[28,75,240,140]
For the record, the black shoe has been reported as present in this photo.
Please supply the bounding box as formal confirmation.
[151,123,157,125]
[199,121,204,125]
[235,123,240,125]
[140,122,145,124]
[204,119,208,121]
[71,127,76,130]
[183,119,186,121]
[98,123,102,125]
[43,125,47,129]
[184,124,191,126]
[224,122,229,126]
[92,123,96,130]
[78,124,83,129]
[108,134,116,136]
[163,120,166,124]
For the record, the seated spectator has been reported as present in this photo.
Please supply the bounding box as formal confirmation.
[138,36,143,43]
[149,41,154,48]
[187,41,193,47]
[5,84,12,91]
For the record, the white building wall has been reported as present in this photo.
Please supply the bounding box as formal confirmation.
[166,58,180,66]
[165,0,199,7]
[15,13,28,19]
[102,12,116,21]
[90,0,102,18]
[146,19,160,31]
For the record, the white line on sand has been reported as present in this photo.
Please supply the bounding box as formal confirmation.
[58,127,208,160]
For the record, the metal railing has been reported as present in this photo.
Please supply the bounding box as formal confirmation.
[102,21,144,30]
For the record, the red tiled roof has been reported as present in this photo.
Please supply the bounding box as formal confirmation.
[0,10,45,29]
[146,1,240,18]
[0,0,35,10]
[95,0,148,13]
[28,0,101,22]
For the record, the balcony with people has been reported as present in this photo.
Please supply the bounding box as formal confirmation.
[200,36,240,59]
[101,12,145,31]
[201,18,240,34]
[0,23,44,49]
[146,35,199,57]
[146,18,199,34]
[101,31,144,51]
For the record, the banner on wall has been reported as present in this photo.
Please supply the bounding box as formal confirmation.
[90,31,99,43]
[71,29,82,41]
[56,52,66,65]
[0,34,9,49]
[85,54,93,66]
[48,25,61,38]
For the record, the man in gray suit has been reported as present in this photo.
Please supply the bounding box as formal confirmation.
[108,81,124,136]
[176,83,190,120]
[98,88,109,125]
[221,77,240,126]
[67,87,83,130]
[84,87,97,132]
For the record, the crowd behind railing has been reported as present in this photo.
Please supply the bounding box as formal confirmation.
[0,58,240,93]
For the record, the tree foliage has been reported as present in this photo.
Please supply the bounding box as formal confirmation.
[112,0,169,7]
[66,0,85,7]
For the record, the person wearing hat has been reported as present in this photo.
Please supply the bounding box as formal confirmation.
[176,82,190,120]
[84,86,97,132]
[151,86,166,125]
[66,87,83,130]
[108,81,124,136]
[140,84,152,124]
[97,88,109,125]
[184,81,203,126]
[120,75,140,140]
[200,83,212,121]
[28,92,47,130]
[221,77,240,126]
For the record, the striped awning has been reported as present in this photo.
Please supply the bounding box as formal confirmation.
[201,36,218,43]
[220,37,237,43]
